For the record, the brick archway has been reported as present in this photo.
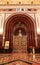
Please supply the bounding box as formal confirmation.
[4,13,36,52]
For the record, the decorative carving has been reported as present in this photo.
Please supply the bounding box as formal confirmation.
[13,35,27,52]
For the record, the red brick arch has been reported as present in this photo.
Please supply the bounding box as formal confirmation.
[4,13,36,51]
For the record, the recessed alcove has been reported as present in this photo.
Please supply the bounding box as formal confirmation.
[4,13,36,53]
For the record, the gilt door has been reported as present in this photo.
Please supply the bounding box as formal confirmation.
[13,29,27,53]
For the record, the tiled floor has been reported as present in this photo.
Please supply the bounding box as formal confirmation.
[0,53,40,65]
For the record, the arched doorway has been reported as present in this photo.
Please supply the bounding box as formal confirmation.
[4,13,36,52]
[13,22,27,52]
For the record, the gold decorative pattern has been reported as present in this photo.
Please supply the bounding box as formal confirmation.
[13,35,27,52]
[0,0,40,5]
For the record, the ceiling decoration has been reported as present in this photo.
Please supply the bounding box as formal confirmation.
[0,0,40,5]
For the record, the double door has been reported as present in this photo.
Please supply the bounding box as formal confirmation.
[13,35,27,53]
